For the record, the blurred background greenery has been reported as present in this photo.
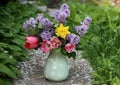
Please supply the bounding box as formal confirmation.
[0,0,120,85]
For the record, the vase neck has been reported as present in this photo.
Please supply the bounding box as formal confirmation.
[51,48,61,53]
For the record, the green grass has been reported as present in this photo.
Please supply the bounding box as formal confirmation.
[66,2,120,85]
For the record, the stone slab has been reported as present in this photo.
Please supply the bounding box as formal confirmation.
[13,50,92,85]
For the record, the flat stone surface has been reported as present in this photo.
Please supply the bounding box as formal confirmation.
[13,49,92,85]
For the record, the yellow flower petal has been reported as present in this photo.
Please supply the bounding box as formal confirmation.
[55,23,71,39]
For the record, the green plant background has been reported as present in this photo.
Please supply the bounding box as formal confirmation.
[0,2,41,85]
[0,1,120,85]
[66,2,120,85]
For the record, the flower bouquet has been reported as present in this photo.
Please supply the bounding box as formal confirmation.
[23,3,92,81]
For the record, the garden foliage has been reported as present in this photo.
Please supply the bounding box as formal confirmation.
[0,2,40,85]
[67,2,120,85]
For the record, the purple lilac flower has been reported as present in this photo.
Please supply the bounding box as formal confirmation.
[63,9,70,17]
[57,11,68,23]
[40,29,54,40]
[52,10,69,23]
[36,14,44,23]
[51,3,70,23]
[23,17,37,29]
[75,25,89,36]
[60,3,69,11]
[52,10,60,20]
[40,18,53,29]
[82,16,92,25]
[66,33,80,45]
[75,16,92,36]
[23,22,28,29]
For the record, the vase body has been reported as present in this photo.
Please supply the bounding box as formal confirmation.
[44,48,69,81]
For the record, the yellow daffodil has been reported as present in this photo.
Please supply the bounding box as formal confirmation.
[55,23,71,39]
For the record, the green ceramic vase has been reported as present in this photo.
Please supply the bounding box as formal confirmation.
[44,48,69,81]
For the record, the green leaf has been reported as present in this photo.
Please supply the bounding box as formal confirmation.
[0,64,16,78]
[0,42,9,48]
[0,79,4,85]
[4,33,14,37]
[0,78,12,85]
[38,23,42,28]
[22,49,29,57]
[67,52,76,59]
[60,47,67,55]
[54,23,59,27]
[76,43,82,50]
[12,38,24,46]
[75,14,81,22]
[0,58,9,64]
[18,56,27,61]
[9,45,22,51]
[9,65,21,75]
[0,53,9,59]
[8,57,18,65]
[111,77,120,85]
[12,51,22,57]
[0,29,5,34]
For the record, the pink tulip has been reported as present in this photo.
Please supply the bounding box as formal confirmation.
[65,43,75,53]
[25,36,39,49]
[50,36,62,48]
[40,40,53,53]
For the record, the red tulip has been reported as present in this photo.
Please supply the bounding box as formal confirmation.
[25,36,39,49]
[40,40,53,53]
[50,36,62,49]
[65,43,75,53]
